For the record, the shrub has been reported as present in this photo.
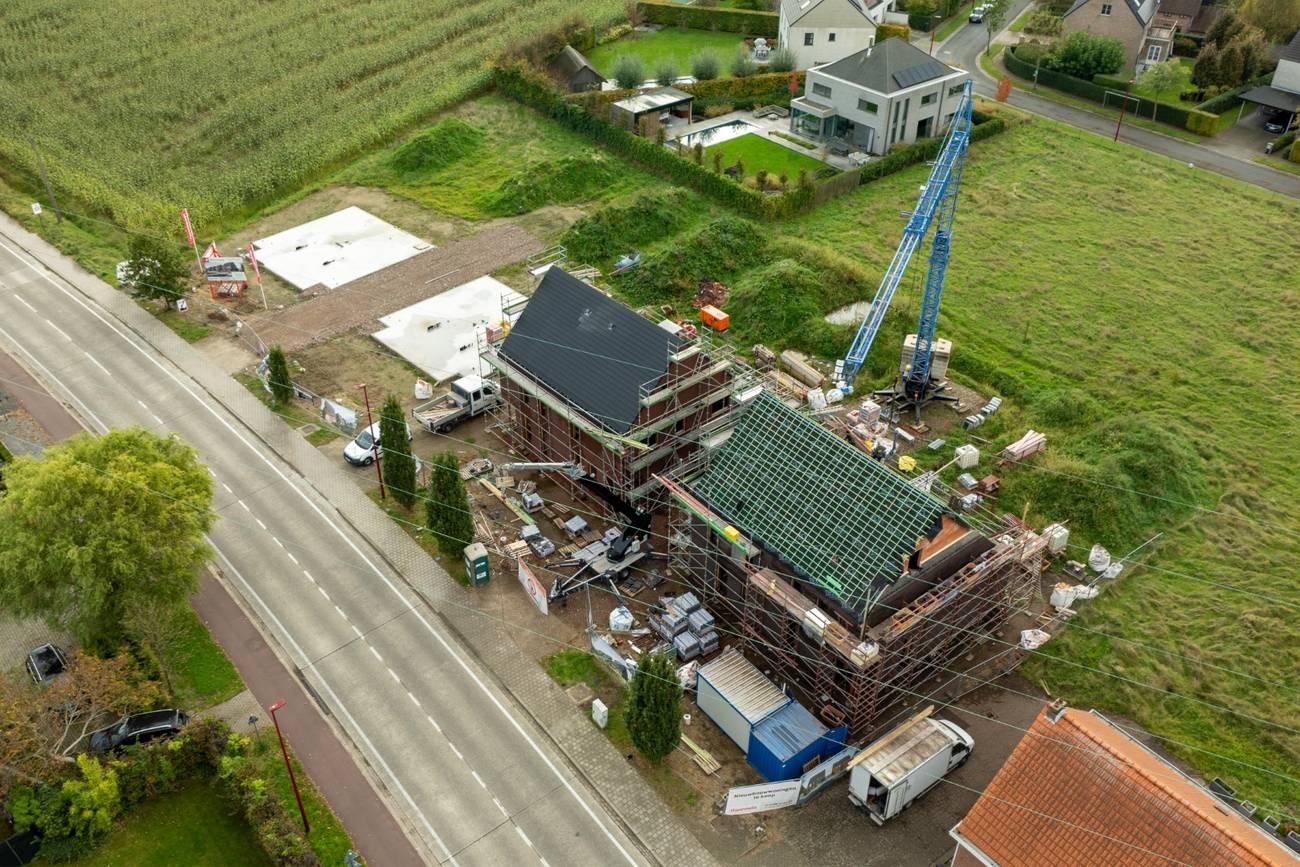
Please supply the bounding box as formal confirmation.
[388,117,482,177]
[625,651,682,762]
[1093,73,1132,90]
[617,216,768,303]
[876,23,911,42]
[558,189,695,264]
[730,51,758,77]
[654,60,678,86]
[691,50,722,80]
[703,101,735,117]
[612,55,645,89]
[1290,139,1300,163]
[485,153,618,215]
[1172,34,1199,56]
[1184,109,1218,135]
[635,0,779,36]
[1022,10,1063,35]
[1042,31,1124,79]
[266,346,294,406]
[768,45,795,72]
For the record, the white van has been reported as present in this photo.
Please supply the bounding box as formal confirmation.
[343,421,411,467]
[848,716,973,824]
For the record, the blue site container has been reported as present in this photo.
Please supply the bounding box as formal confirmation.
[747,701,848,782]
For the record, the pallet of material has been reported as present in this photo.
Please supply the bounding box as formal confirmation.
[680,734,720,774]
[1001,429,1047,462]
[505,540,531,558]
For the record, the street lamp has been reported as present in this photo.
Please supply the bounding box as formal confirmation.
[355,383,386,500]
[267,700,311,836]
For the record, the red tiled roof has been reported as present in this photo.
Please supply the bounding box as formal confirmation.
[953,706,1293,867]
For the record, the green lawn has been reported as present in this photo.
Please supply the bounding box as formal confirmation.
[587,29,748,80]
[935,3,977,41]
[703,133,826,182]
[169,606,243,709]
[47,783,270,867]
[1129,57,1195,103]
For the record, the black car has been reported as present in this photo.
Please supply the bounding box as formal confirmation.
[88,709,190,753]
[25,644,69,684]
[1262,108,1292,135]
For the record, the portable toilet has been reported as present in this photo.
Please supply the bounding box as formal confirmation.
[463,542,490,587]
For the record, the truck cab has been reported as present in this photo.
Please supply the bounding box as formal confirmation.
[412,375,502,433]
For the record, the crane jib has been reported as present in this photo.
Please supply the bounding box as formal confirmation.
[836,83,975,393]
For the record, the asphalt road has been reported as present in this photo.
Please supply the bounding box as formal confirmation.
[0,217,647,867]
[935,10,1300,198]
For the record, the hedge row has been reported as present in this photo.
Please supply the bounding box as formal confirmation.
[1195,73,1273,115]
[1005,46,1218,135]
[636,0,778,36]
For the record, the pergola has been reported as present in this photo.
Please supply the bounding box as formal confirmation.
[1236,85,1298,127]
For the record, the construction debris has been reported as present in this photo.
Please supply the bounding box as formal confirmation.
[752,344,777,369]
[681,733,721,774]
[693,279,729,309]
[780,350,824,387]
[1001,429,1046,461]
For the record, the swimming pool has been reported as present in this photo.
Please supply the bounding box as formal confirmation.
[676,118,759,149]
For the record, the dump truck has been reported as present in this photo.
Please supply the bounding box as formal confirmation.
[411,375,501,434]
[847,710,972,824]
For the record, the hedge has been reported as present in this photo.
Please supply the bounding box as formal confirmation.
[1195,73,1273,116]
[877,22,912,41]
[1007,45,1218,135]
[636,1,778,36]
[1291,140,1300,164]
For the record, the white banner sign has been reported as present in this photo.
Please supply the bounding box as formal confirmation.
[518,560,548,616]
[724,780,801,815]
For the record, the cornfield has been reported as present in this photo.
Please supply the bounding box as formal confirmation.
[0,0,621,231]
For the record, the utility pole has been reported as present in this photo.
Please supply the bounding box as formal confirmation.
[357,383,386,499]
[1113,82,1131,142]
[929,13,941,55]
[267,701,310,836]
[26,135,62,224]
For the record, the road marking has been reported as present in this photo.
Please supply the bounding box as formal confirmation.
[237,499,251,512]
[0,235,634,865]
[408,691,421,708]
[0,324,107,431]
[352,625,364,639]
[273,537,284,547]
[255,517,267,530]
[151,413,164,424]
[43,318,72,342]
[449,743,463,761]
[317,584,330,601]
[471,770,486,789]
[334,604,347,621]
[286,552,299,565]
[83,352,110,374]
[492,797,507,816]
[369,646,383,663]
[427,715,442,734]
[302,570,315,584]
[515,827,534,849]
[388,668,401,684]
[221,482,233,493]
[13,294,37,313]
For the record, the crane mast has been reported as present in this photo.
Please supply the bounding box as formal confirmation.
[834,80,974,415]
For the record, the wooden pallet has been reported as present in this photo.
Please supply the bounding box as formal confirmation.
[680,734,720,775]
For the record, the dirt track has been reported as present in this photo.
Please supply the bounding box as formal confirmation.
[252,223,542,352]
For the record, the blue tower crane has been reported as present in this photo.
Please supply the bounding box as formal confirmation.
[833,81,974,415]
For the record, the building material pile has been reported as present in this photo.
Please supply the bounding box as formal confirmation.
[1001,430,1046,462]
[693,279,729,309]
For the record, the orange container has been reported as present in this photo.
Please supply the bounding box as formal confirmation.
[699,304,730,331]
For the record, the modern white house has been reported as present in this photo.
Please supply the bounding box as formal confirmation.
[789,37,970,155]
[778,0,889,69]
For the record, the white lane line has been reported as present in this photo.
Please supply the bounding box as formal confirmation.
[237,499,251,512]
[369,646,383,663]
[0,238,630,864]
[0,324,107,431]
[407,691,421,708]
[210,547,456,864]
[317,584,330,601]
[539,856,551,867]
[136,399,150,410]
[427,715,442,734]
[333,604,347,621]
[83,352,110,375]
[255,518,267,530]
[471,770,486,789]
[221,482,233,493]
[273,538,284,548]
[285,552,299,565]
[302,570,316,584]
[352,625,364,639]
[13,295,37,313]
[515,827,534,849]
[388,668,401,684]
[448,743,463,761]
[151,413,164,425]
[43,318,72,342]
[492,797,507,817]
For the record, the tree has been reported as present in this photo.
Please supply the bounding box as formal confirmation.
[1193,42,1223,88]
[996,73,1013,102]
[612,55,644,90]
[1240,0,1300,43]
[265,345,294,406]
[692,141,704,165]
[379,394,416,509]
[425,451,474,561]
[1136,58,1182,97]
[690,51,721,81]
[625,651,681,762]
[1042,31,1125,79]
[120,235,190,310]
[0,429,213,650]
[654,60,678,86]
[1204,8,1247,49]
[123,598,191,700]
[983,0,1012,56]
[0,652,158,796]
[61,754,120,841]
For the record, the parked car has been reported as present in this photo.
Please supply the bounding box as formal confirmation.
[25,643,69,684]
[343,420,411,466]
[1261,108,1292,135]
[969,4,989,22]
[88,709,190,753]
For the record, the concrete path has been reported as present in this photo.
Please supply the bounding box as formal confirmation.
[0,211,711,867]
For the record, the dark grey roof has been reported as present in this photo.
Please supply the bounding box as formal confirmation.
[1283,30,1300,64]
[1063,0,1156,24]
[1239,85,1300,112]
[816,37,959,95]
[779,0,875,26]
[499,268,678,434]
[552,44,603,81]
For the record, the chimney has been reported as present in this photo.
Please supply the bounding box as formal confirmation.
[1044,699,1067,724]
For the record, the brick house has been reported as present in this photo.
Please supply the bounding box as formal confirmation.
[1060,0,1175,71]
[949,704,1299,866]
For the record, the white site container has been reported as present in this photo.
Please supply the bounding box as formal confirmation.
[954,444,980,470]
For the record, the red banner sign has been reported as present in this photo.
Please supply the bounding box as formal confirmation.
[180,208,195,249]
[246,243,262,284]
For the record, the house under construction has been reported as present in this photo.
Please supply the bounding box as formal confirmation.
[482,267,743,516]
[663,391,1046,740]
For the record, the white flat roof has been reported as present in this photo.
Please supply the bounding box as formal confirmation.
[372,276,526,383]
[252,206,432,291]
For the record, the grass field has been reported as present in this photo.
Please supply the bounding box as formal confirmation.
[49,783,270,867]
[587,29,747,80]
[703,133,826,182]
[0,0,625,232]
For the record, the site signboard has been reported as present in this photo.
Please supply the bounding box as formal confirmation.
[723,780,801,815]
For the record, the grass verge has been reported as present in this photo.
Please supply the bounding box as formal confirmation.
[169,605,243,709]
[234,373,339,447]
[150,307,212,343]
[248,730,354,866]
[1252,155,1300,176]
[47,782,271,867]
[365,488,470,585]
[935,4,977,42]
